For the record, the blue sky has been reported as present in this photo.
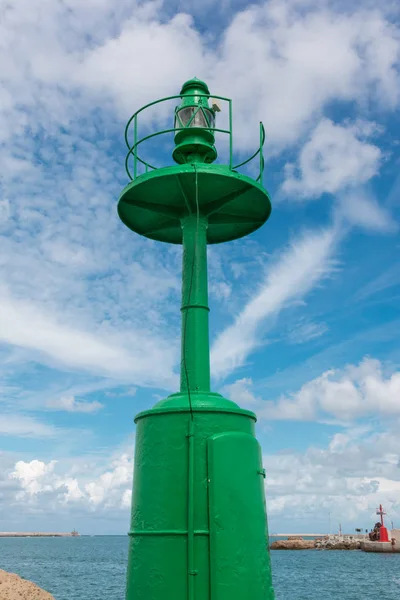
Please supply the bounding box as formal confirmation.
[1,0,400,535]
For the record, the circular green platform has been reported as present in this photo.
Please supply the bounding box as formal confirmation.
[118,163,271,244]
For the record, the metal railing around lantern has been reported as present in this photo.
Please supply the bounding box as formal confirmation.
[124,94,266,187]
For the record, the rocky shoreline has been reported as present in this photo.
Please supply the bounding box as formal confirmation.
[315,538,361,550]
[0,569,55,599]
[270,538,316,550]
[270,536,362,550]
[271,529,400,551]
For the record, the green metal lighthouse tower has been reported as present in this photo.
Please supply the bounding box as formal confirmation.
[118,78,275,600]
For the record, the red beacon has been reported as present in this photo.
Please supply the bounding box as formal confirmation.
[376,504,390,542]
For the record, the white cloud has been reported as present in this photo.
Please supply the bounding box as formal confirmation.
[283,119,382,198]
[4,0,396,152]
[0,199,11,222]
[336,189,397,233]
[0,289,178,388]
[46,396,103,413]
[0,0,399,400]
[1,0,399,542]
[223,357,400,423]
[9,452,133,511]
[353,264,400,302]
[264,425,400,530]
[85,454,132,506]
[210,3,400,150]
[287,318,328,344]
[80,1,400,151]
[221,377,259,407]
[121,488,132,508]
[261,357,400,422]
[105,387,137,398]
[60,477,85,502]
[6,426,400,533]
[77,12,210,119]
[10,460,57,496]
[281,118,397,233]
[0,415,57,438]
[211,227,337,379]
[0,0,399,536]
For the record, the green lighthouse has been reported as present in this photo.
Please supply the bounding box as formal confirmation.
[118,78,275,600]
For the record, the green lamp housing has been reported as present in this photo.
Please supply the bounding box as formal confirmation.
[172,78,217,165]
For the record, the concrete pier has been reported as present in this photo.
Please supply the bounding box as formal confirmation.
[0,531,79,537]
[361,541,399,553]
[361,529,400,553]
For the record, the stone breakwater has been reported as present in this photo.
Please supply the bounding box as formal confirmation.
[270,529,400,552]
[270,537,363,550]
[0,531,78,537]
[270,539,316,550]
[315,538,361,550]
[0,569,55,599]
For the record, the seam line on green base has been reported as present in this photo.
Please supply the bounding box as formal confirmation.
[128,529,209,536]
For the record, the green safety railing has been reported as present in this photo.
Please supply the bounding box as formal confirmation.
[124,94,266,186]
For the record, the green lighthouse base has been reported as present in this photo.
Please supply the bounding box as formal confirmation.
[126,392,275,600]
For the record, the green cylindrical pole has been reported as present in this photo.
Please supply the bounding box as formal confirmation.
[180,214,210,394]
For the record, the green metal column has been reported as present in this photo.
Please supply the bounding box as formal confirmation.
[180,214,210,394]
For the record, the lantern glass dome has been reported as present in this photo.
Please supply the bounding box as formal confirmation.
[175,106,215,130]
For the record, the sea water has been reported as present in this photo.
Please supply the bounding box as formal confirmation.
[0,535,398,599]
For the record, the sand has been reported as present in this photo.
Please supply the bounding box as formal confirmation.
[0,570,55,599]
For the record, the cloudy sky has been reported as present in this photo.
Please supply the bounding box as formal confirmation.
[1,0,400,535]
